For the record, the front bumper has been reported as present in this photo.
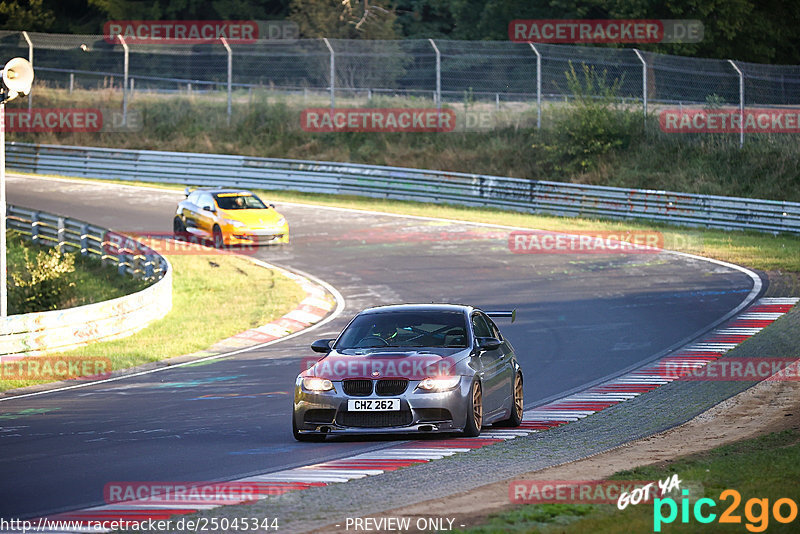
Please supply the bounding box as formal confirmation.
[225,226,289,245]
[293,377,472,436]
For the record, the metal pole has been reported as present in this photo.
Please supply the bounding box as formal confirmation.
[22,31,32,113]
[728,59,745,149]
[633,48,647,119]
[221,37,232,125]
[322,38,335,110]
[69,72,74,93]
[528,43,541,129]
[428,38,441,112]
[0,102,5,317]
[117,35,129,126]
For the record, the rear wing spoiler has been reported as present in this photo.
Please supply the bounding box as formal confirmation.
[486,309,517,323]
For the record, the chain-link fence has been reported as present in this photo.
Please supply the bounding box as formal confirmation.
[1,31,799,143]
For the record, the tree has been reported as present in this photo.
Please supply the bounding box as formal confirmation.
[289,0,398,39]
[0,0,55,31]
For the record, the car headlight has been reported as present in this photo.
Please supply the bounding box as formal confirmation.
[302,377,334,392]
[223,219,247,228]
[275,217,286,227]
[417,376,461,392]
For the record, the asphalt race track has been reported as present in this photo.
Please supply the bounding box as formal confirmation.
[0,174,759,519]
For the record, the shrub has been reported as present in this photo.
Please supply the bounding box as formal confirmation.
[8,245,77,314]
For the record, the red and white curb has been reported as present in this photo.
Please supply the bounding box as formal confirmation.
[30,296,796,532]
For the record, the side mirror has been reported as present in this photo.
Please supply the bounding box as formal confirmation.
[311,339,334,353]
[202,205,215,212]
[476,337,502,351]
[269,203,276,209]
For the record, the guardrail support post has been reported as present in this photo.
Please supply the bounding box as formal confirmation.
[429,39,441,112]
[528,43,541,129]
[728,59,745,149]
[322,38,335,111]
[80,223,88,255]
[221,37,232,126]
[633,49,647,120]
[22,31,33,113]
[117,35,129,126]
[31,211,40,245]
[57,217,65,253]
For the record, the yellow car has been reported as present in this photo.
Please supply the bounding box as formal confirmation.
[174,187,289,247]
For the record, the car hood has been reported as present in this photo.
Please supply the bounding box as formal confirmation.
[221,208,284,226]
[302,348,471,380]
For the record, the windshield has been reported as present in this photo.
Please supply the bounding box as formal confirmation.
[335,310,469,349]
[214,193,268,210]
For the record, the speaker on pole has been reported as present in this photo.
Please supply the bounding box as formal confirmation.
[1,57,34,102]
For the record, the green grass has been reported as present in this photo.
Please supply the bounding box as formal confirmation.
[7,232,149,314]
[0,253,306,392]
[10,87,800,202]
[458,430,800,533]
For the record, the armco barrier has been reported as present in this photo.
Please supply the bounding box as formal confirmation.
[1,205,171,357]
[6,142,800,234]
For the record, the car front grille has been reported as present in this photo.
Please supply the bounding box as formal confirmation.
[337,410,413,428]
[342,379,373,396]
[375,379,408,396]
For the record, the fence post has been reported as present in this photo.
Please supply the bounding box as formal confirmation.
[528,43,541,129]
[22,31,33,113]
[322,38,335,110]
[57,217,66,253]
[80,223,89,255]
[69,72,74,93]
[728,59,745,149]
[117,35,129,126]
[633,48,647,120]
[428,38,441,112]
[220,37,232,125]
[31,211,39,245]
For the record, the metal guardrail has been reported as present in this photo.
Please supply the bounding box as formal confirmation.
[7,205,169,279]
[6,142,800,235]
[1,204,172,356]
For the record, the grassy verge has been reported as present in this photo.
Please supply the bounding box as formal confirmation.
[0,253,306,392]
[459,429,800,533]
[10,87,800,202]
[7,231,149,314]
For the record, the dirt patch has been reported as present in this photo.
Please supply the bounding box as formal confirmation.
[327,373,800,533]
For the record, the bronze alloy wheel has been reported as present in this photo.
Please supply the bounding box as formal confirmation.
[513,374,523,420]
[472,381,483,429]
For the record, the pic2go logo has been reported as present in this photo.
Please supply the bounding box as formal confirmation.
[653,489,798,532]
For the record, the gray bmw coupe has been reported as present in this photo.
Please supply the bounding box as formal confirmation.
[292,304,523,441]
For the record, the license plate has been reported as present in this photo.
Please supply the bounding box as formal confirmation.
[347,399,400,411]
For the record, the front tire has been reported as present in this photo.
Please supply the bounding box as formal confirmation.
[173,216,186,234]
[292,416,325,442]
[212,225,224,249]
[462,380,483,437]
